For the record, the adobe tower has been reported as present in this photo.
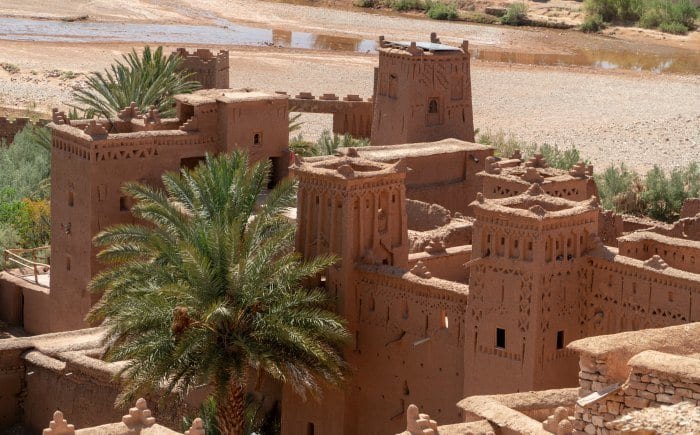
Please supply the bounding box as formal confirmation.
[464,184,599,396]
[370,33,475,146]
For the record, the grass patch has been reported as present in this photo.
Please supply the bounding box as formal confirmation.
[501,2,529,25]
[463,11,501,23]
[584,0,698,34]
[290,130,370,157]
[0,63,20,75]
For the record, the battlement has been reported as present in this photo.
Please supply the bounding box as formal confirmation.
[173,48,229,89]
[0,116,49,145]
[377,33,469,56]
[291,153,407,183]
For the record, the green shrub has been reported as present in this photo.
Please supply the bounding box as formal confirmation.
[462,11,500,23]
[583,0,698,33]
[290,131,370,157]
[594,163,699,223]
[538,144,585,170]
[641,164,700,222]
[581,13,606,31]
[0,126,51,203]
[477,131,534,159]
[354,0,377,6]
[0,224,20,270]
[501,2,529,25]
[391,0,425,10]
[426,1,459,19]
[0,63,20,74]
[658,20,689,33]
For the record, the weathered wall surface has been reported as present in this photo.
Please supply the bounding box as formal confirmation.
[286,92,373,139]
[0,117,31,145]
[0,340,29,428]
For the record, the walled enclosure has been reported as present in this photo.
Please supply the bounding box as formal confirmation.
[1,37,699,435]
[174,48,230,89]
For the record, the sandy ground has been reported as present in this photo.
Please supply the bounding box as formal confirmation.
[0,0,698,172]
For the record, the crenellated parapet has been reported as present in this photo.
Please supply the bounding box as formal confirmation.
[0,116,50,145]
[173,48,229,89]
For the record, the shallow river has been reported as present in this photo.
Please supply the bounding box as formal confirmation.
[1,16,698,74]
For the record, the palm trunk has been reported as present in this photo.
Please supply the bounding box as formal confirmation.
[216,381,247,435]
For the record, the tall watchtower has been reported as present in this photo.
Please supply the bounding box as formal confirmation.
[370,33,474,146]
[464,184,599,396]
[287,150,408,434]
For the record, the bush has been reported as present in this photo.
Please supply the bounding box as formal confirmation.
[0,126,51,203]
[538,144,585,170]
[583,0,698,34]
[391,0,425,10]
[501,2,529,25]
[426,1,459,19]
[581,14,606,31]
[0,224,20,270]
[594,163,700,223]
[658,20,689,33]
[290,131,370,157]
[354,0,377,6]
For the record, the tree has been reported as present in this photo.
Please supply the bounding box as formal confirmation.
[72,46,201,119]
[87,152,349,435]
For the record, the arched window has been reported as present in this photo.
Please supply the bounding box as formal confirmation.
[428,99,438,113]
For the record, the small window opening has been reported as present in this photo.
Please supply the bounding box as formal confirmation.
[68,191,74,207]
[253,132,262,145]
[556,330,565,350]
[440,310,449,329]
[496,328,506,349]
[428,99,438,114]
[66,255,71,271]
[119,196,130,212]
[306,422,315,435]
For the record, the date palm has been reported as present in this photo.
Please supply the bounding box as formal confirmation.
[72,46,201,119]
[87,151,349,435]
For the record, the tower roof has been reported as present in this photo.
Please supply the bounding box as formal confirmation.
[291,151,407,181]
[471,183,599,220]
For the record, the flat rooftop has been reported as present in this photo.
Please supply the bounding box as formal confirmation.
[340,139,490,161]
[175,89,288,106]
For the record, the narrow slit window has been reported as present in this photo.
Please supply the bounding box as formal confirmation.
[556,330,565,350]
[496,328,506,349]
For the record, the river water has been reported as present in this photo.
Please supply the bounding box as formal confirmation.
[1,16,697,74]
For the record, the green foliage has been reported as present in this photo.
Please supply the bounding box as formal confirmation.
[501,2,529,25]
[594,163,700,223]
[538,144,585,171]
[0,126,51,203]
[642,164,700,222]
[1,63,20,74]
[291,130,370,158]
[72,46,201,119]
[461,11,500,23]
[477,130,536,160]
[581,14,606,31]
[87,152,349,430]
[391,0,426,10]
[426,1,459,19]
[354,0,377,5]
[583,0,697,34]
[0,224,21,269]
[658,20,689,33]
[183,395,280,435]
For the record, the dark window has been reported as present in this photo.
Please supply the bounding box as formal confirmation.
[254,133,261,144]
[428,99,438,114]
[180,156,206,171]
[120,196,130,212]
[556,330,565,350]
[66,255,71,271]
[306,423,315,435]
[496,328,506,349]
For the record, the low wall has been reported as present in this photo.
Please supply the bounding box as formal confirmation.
[281,92,373,139]
[569,323,700,434]
[408,245,471,284]
[0,272,52,335]
[0,338,31,427]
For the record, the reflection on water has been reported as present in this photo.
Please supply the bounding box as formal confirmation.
[471,48,700,75]
[0,17,696,74]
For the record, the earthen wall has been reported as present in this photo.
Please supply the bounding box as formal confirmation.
[285,92,373,139]
[174,48,229,89]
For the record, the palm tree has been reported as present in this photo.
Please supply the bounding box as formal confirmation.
[87,151,349,435]
[72,46,201,119]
